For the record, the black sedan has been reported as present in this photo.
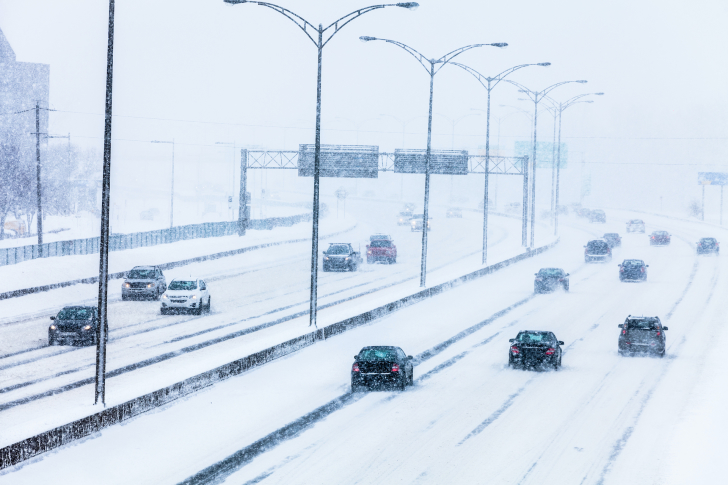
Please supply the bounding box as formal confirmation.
[618,259,648,281]
[351,346,414,391]
[534,268,569,293]
[649,230,671,245]
[603,233,621,248]
[49,306,99,346]
[618,316,667,357]
[508,331,563,370]
[697,237,719,254]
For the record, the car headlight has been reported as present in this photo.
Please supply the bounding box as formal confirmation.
[50,325,56,330]
[124,283,130,288]
[83,325,92,330]
[147,283,154,288]
[345,257,350,261]
[162,294,168,299]
[192,295,197,299]
[325,257,329,260]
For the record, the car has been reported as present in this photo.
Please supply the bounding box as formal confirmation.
[697,237,719,254]
[122,265,167,300]
[626,219,646,233]
[322,243,362,272]
[584,239,612,263]
[161,278,211,315]
[534,268,570,293]
[48,306,99,346]
[446,207,463,218]
[618,316,667,357]
[618,259,648,281]
[603,233,622,248]
[649,230,671,245]
[367,236,397,264]
[508,331,563,370]
[577,207,591,218]
[410,214,432,232]
[589,209,606,223]
[351,346,414,391]
[397,211,413,225]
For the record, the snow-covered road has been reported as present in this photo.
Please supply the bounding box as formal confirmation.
[2,210,724,484]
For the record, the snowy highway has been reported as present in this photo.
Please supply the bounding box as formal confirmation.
[2,210,725,484]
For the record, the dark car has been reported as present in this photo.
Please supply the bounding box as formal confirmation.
[397,211,413,225]
[618,316,667,357]
[697,237,719,254]
[508,331,563,370]
[351,346,414,391]
[626,219,646,233]
[122,265,167,300]
[48,306,99,346]
[322,243,362,272]
[446,207,463,218]
[650,230,671,246]
[619,259,648,281]
[589,209,606,223]
[534,268,570,293]
[584,239,612,263]
[603,233,622,248]
[367,236,397,264]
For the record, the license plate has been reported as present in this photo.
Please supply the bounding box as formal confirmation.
[171,300,186,303]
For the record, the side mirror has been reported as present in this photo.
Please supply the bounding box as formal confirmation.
[534,273,538,276]
[663,327,668,331]
[558,341,564,345]
[646,265,649,267]
[583,245,586,248]
[50,316,55,320]
[565,273,570,277]
[618,324,623,328]
[353,355,358,360]
[407,355,413,360]
[508,338,515,343]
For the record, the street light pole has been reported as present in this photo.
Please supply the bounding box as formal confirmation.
[95,0,115,406]
[360,36,507,286]
[225,1,419,329]
[504,79,588,248]
[548,92,603,235]
[450,61,549,262]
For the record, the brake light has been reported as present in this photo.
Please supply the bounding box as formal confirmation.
[620,267,624,272]
[545,348,556,355]
[622,329,627,335]
[510,345,519,354]
[651,236,655,239]
[391,364,400,372]
[641,267,645,273]
[656,330,661,336]
[352,363,360,372]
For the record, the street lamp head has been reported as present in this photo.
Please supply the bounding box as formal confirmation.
[518,89,528,93]
[491,43,508,48]
[595,92,605,95]
[395,2,419,9]
[360,36,377,42]
[223,0,248,4]
[537,62,551,66]
[576,80,588,83]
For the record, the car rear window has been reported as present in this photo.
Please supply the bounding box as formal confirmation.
[627,319,659,330]
[654,231,668,235]
[538,268,563,276]
[516,332,554,343]
[358,349,398,361]
[169,280,197,290]
[623,260,644,267]
[604,233,618,237]
[57,308,95,320]
[701,238,716,244]
[587,241,608,250]
[370,240,392,248]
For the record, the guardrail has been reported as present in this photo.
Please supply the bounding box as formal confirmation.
[0,213,311,268]
[0,237,558,470]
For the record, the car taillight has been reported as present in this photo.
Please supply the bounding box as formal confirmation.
[651,236,655,239]
[545,348,556,355]
[622,329,627,335]
[620,267,624,272]
[391,364,400,372]
[510,345,519,354]
[352,363,360,372]
[641,267,645,273]
[656,330,661,336]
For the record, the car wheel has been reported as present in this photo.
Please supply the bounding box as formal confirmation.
[122,294,128,301]
[206,297,212,313]
[195,304,203,315]
[398,375,407,391]
[564,283,569,292]
[49,338,57,346]
[408,370,414,385]
[155,289,162,301]
[161,308,168,315]
[660,350,665,358]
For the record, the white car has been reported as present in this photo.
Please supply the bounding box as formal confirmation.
[161,278,211,315]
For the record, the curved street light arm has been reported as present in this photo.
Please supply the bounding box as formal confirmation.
[562,99,596,111]
[489,63,548,89]
[541,79,587,98]
[449,62,490,90]
[364,37,433,74]
[322,4,397,47]
[433,43,507,75]
[503,79,536,102]
[229,1,319,46]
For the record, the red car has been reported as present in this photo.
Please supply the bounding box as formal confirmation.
[367,235,397,264]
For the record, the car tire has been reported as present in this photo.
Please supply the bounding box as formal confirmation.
[408,370,414,386]
[155,289,162,301]
[122,294,128,301]
[206,297,212,313]
[195,304,203,316]
[660,350,665,358]
[161,308,168,315]
[398,376,407,391]
[564,283,569,292]
[49,338,57,346]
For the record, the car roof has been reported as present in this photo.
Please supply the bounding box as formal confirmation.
[370,234,391,240]
[604,233,619,236]
[329,242,350,246]
[62,305,96,310]
[170,277,198,282]
[626,316,659,322]
[360,346,401,351]
[588,239,608,244]
[629,219,644,223]
[538,268,564,272]
[131,265,157,270]
[622,259,644,263]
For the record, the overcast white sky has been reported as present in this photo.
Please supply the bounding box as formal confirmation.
[1,0,727,212]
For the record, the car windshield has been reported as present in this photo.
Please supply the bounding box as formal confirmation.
[128,269,156,279]
[623,260,644,267]
[327,245,350,255]
[627,319,658,330]
[358,348,398,361]
[57,307,95,320]
[370,240,392,248]
[169,280,197,290]
[516,332,553,343]
[538,268,563,276]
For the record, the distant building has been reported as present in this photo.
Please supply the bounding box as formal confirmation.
[0,26,50,146]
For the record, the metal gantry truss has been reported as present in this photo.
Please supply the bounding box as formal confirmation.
[246,150,526,175]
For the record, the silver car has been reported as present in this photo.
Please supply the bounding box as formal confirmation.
[122,266,167,300]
